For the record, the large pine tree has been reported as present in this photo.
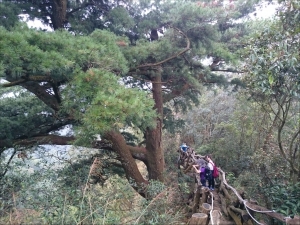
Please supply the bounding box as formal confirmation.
[0,0,260,195]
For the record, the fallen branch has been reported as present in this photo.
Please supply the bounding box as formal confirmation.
[227,207,242,225]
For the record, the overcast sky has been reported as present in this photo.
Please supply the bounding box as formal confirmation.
[22,2,278,31]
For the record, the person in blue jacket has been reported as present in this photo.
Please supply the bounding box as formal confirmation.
[177,143,189,168]
[180,143,188,152]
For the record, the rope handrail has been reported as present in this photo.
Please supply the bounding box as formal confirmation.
[244,203,265,225]
[177,149,299,225]
[209,192,215,225]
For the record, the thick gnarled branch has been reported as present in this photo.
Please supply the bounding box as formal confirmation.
[137,26,190,69]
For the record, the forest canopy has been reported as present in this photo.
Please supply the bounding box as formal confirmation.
[0,0,299,224]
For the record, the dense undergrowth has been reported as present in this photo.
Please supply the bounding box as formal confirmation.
[2,111,300,225]
[0,143,187,225]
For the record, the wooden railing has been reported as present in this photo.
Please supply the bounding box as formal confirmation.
[177,148,300,225]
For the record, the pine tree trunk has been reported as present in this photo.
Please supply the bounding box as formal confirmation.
[145,71,165,181]
[104,130,148,195]
[51,0,67,30]
[103,70,165,195]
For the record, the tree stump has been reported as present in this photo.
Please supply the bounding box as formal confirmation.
[201,203,212,214]
[189,213,208,225]
[200,187,209,207]
[192,185,202,213]
[286,215,300,225]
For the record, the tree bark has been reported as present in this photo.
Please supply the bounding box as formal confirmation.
[0,135,75,149]
[51,0,68,30]
[245,202,296,224]
[104,130,148,195]
[184,164,194,173]
[229,206,252,225]
[200,203,211,214]
[189,213,208,225]
[208,210,221,225]
[227,207,242,225]
[286,215,300,225]
[145,71,165,181]
[192,185,202,213]
[200,187,209,206]
[20,82,60,111]
[219,194,229,216]
[220,178,232,202]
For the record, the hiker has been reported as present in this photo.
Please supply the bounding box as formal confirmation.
[192,158,207,187]
[205,154,215,191]
[180,143,188,152]
[177,143,188,167]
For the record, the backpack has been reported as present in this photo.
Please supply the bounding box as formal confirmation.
[213,165,219,178]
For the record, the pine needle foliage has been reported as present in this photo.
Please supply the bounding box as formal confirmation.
[0,24,156,147]
[63,68,156,145]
